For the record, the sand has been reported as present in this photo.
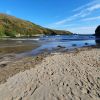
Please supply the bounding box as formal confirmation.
[0,48,100,100]
[0,54,46,84]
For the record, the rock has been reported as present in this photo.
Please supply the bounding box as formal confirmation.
[0,63,7,68]
[95,25,100,45]
[95,25,100,36]
[57,45,65,48]
[72,44,77,46]
[85,43,88,45]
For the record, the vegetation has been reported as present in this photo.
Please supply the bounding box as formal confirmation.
[0,13,72,37]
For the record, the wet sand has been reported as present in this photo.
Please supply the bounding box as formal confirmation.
[0,54,46,84]
[0,44,39,54]
[0,47,100,100]
[0,44,40,71]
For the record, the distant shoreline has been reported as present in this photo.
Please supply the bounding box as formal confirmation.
[0,34,95,41]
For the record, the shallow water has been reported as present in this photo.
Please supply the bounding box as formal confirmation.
[0,35,100,57]
[18,35,100,57]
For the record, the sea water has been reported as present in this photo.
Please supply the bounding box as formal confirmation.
[0,34,99,57]
[18,34,100,57]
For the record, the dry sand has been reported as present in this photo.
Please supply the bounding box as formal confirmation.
[0,48,100,100]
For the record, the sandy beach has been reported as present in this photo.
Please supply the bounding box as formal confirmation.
[0,1,100,100]
[0,47,100,100]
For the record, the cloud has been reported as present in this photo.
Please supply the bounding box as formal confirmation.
[73,1,100,18]
[82,16,100,21]
[73,0,99,12]
[50,14,79,26]
[87,4,100,11]
[48,0,100,27]
[54,17,75,25]
[47,23,75,29]
[72,0,100,18]
[47,0,100,34]
[67,26,97,34]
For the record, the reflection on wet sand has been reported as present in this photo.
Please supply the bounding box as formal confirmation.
[95,36,100,46]
[0,45,39,54]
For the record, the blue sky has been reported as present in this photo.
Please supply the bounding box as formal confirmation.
[0,0,100,34]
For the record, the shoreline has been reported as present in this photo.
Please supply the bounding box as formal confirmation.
[0,46,99,84]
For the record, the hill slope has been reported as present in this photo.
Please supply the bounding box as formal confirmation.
[0,14,72,37]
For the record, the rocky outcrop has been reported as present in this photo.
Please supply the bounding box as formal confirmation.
[95,25,100,36]
[95,25,100,45]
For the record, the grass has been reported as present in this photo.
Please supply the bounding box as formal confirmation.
[0,13,72,37]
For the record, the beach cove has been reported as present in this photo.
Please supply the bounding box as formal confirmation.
[0,35,99,100]
[0,0,100,99]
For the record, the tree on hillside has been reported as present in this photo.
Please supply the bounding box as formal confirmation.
[5,29,16,37]
[0,25,5,37]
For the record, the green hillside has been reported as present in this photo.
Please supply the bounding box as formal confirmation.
[0,13,72,37]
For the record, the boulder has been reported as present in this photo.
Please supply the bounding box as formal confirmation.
[95,25,100,36]
[95,25,100,45]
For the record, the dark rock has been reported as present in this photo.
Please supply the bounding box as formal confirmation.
[0,63,7,68]
[72,44,77,46]
[95,39,100,45]
[95,25,100,36]
[95,25,100,45]
[85,43,88,45]
[57,45,65,48]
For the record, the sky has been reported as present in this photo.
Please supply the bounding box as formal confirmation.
[0,0,100,34]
